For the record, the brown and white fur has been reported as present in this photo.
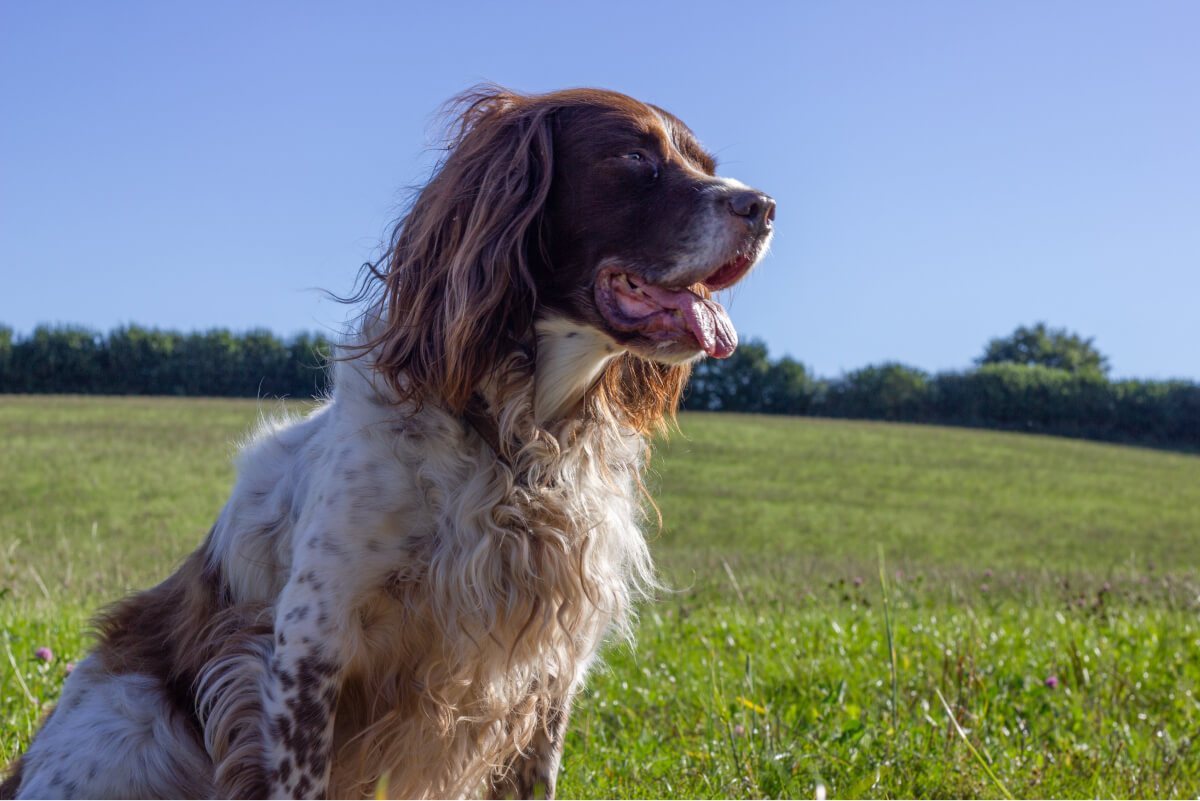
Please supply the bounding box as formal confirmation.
[2,86,774,799]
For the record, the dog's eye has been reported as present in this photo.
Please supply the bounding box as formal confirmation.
[619,151,658,179]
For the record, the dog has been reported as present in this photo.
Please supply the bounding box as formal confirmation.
[2,86,774,799]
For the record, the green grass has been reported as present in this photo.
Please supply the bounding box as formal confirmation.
[2,398,1198,797]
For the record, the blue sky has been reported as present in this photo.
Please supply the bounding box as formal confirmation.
[2,1,1197,381]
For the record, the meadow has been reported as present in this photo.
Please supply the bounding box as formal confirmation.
[2,396,1198,798]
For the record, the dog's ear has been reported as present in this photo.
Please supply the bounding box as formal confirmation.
[371,87,554,413]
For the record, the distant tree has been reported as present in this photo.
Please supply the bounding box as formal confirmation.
[683,340,768,411]
[12,325,104,393]
[287,333,333,398]
[0,326,12,389]
[761,356,815,414]
[240,328,291,396]
[825,363,930,421]
[683,339,816,414]
[106,325,182,394]
[978,322,1109,376]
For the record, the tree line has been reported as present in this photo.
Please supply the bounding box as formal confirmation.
[1,322,1196,449]
[0,325,331,399]
[683,324,1199,449]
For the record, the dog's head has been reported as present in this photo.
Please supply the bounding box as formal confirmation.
[540,92,774,363]
[369,86,774,427]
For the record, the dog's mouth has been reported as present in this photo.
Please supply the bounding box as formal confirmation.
[594,255,755,359]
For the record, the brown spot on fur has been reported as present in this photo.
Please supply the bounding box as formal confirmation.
[271,713,292,742]
[285,605,310,622]
[0,757,24,799]
[90,528,274,797]
[275,651,340,774]
[316,600,330,628]
[92,549,217,745]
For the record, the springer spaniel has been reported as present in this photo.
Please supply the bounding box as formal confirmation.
[2,86,774,799]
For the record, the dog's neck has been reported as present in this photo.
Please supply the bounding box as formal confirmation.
[533,315,622,425]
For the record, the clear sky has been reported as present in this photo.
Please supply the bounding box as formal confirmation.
[2,1,1197,381]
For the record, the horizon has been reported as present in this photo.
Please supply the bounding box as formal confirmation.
[0,318,1182,385]
[2,1,1197,383]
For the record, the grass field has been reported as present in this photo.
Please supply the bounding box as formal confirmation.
[2,396,1199,797]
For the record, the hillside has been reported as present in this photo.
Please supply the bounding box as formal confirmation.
[2,397,1198,797]
[655,411,1200,589]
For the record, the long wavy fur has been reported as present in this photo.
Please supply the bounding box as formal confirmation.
[352,85,692,429]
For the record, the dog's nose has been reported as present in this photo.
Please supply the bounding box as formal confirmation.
[727,190,776,233]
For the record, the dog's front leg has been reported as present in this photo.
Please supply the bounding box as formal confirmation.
[488,696,573,800]
[262,568,347,799]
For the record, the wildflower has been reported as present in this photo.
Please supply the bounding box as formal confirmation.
[853,576,863,587]
[732,724,746,737]
[1045,675,1059,689]
[984,568,993,578]
[34,647,52,662]
[65,663,76,675]
[981,584,989,592]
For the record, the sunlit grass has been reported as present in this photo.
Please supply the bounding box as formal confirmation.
[2,397,1198,796]
[561,578,1199,798]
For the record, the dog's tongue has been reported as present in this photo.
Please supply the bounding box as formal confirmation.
[641,285,738,358]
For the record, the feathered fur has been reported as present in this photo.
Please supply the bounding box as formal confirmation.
[2,85,773,799]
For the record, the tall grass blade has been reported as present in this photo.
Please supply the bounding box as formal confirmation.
[3,635,39,713]
[877,545,899,736]
[720,558,747,606]
[934,687,1013,800]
